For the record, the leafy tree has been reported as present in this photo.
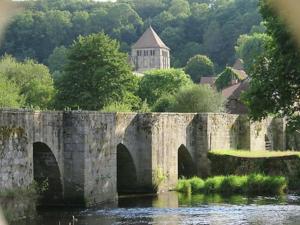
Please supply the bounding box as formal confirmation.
[243,0,300,127]
[169,84,225,113]
[0,55,55,109]
[1,0,262,70]
[0,73,23,108]
[47,45,68,73]
[56,33,140,110]
[168,0,191,19]
[152,94,176,112]
[185,54,214,83]
[235,33,272,73]
[138,68,192,106]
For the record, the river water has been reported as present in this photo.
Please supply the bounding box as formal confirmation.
[13,192,300,225]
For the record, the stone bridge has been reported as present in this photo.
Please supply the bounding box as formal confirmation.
[0,110,286,206]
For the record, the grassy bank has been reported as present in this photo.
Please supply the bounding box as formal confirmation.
[210,150,300,158]
[176,174,287,196]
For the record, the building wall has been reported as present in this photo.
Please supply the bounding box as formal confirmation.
[131,48,170,72]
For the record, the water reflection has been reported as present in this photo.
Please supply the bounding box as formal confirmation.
[10,193,300,225]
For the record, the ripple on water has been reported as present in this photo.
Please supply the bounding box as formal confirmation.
[81,204,300,225]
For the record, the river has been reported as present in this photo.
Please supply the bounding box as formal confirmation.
[12,192,300,225]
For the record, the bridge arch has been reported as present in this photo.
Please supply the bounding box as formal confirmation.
[33,142,63,205]
[117,143,137,194]
[178,144,196,179]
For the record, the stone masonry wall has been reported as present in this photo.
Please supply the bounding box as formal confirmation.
[0,110,287,208]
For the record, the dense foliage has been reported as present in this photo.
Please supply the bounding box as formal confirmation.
[215,67,246,90]
[0,73,23,108]
[169,84,224,113]
[153,84,224,113]
[176,174,287,195]
[185,54,214,83]
[1,0,262,69]
[55,33,140,110]
[235,33,271,73]
[243,0,300,127]
[138,69,192,106]
[0,55,55,109]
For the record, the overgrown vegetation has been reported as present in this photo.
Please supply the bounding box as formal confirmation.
[243,0,300,128]
[210,150,300,158]
[184,54,214,83]
[176,174,287,196]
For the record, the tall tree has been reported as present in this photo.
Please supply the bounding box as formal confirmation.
[56,33,140,110]
[185,54,214,83]
[235,33,272,73]
[243,0,300,127]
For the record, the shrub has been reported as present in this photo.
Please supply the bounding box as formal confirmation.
[176,179,191,194]
[246,174,287,195]
[152,94,176,112]
[203,176,225,194]
[168,84,225,113]
[220,175,247,195]
[138,68,192,106]
[101,102,132,112]
[176,174,287,196]
[189,177,205,193]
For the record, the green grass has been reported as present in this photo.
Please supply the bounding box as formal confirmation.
[210,150,300,158]
[176,174,287,196]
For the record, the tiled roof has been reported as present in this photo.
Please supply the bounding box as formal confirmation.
[222,79,249,99]
[200,77,217,86]
[132,26,169,50]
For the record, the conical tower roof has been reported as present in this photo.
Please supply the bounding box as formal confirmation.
[132,26,169,50]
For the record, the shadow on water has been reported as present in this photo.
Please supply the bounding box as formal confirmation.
[9,192,300,225]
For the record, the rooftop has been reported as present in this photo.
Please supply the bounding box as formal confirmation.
[132,26,169,50]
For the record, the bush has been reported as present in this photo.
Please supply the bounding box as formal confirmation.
[138,68,192,106]
[219,175,247,195]
[176,174,287,196]
[169,84,225,113]
[203,176,225,194]
[185,54,215,83]
[152,94,176,112]
[101,102,132,112]
[189,177,205,193]
[246,174,287,195]
[176,179,191,194]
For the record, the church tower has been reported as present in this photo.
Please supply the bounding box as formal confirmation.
[131,26,170,73]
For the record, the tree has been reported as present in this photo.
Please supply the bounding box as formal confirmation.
[168,0,191,19]
[235,33,272,73]
[0,55,55,109]
[185,54,214,83]
[243,0,300,127]
[138,68,192,106]
[152,94,176,112]
[56,33,140,110]
[169,84,224,113]
[47,45,68,73]
[0,73,23,108]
